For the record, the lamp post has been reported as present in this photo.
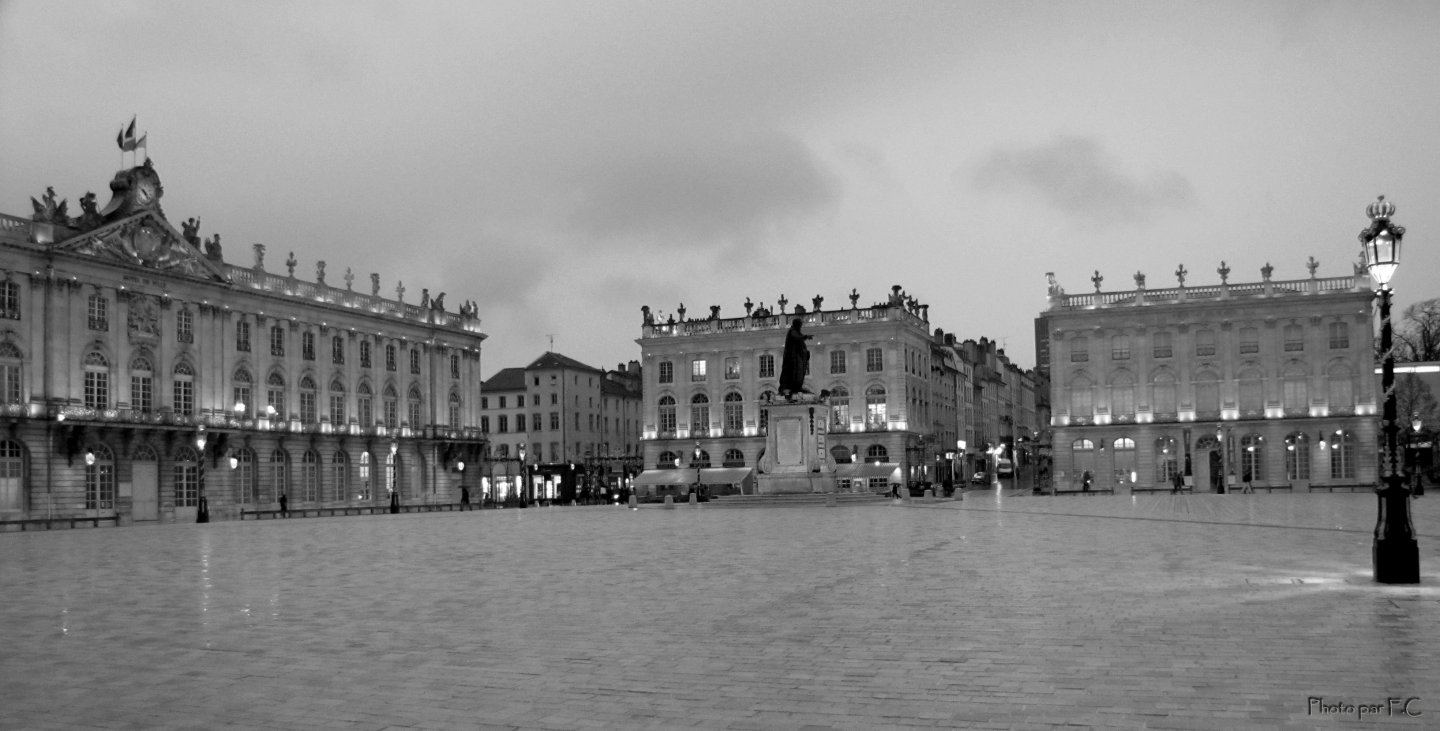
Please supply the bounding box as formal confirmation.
[388,438,400,513]
[1412,414,1427,497]
[944,449,956,497]
[195,427,209,523]
[692,441,703,501]
[518,443,528,507]
[1362,195,1419,584]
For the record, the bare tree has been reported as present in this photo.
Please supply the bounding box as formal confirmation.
[1396,297,1440,362]
[1396,373,1439,431]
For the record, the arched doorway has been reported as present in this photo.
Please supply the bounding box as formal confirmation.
[1195,435,1222,493]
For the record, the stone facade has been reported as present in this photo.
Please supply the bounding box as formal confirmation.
[0,160,486,524]
[1037,264,1378,492]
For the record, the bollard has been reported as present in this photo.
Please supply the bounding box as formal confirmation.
[689,492,697,506]
[826,492,837,507]
[629,494,638,509]
[663,494,674,509]
[923,488,933,500]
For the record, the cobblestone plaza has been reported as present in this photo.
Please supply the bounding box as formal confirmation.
[3,492,1438,730]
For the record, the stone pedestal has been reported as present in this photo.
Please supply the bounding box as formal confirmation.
[756,401,837,494]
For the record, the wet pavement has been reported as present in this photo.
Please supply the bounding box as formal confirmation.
[2,492,1438,730]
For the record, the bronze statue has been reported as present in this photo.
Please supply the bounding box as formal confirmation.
[779,318,812,400]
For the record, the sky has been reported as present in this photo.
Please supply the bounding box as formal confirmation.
[4,1,1439,378]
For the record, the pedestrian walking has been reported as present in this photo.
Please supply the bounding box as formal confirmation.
[1242,469,1254,494]
[460,485,470,506]
[278,492,288,516]
[1082,470,1092,492]
[1172,471,1184,494]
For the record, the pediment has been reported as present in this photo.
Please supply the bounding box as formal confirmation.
[53,211,228,282]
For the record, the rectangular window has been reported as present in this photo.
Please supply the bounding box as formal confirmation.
[1110,335,1130,361]
[408,399,421,428]
[332,336,345,364]
[300,391,317,423]
[481,397,489,409]
[658,361,674,384]
[1239,327,1259,354]
[1328,322,1349,350]
[234,385,252,415]
[410,349,421,375]
[691,359,707,381]
[85,371,108,410]
[302,331,315,361]
[267,386,285,418]
[532,413,542,431]
[482,415,492,432]
[359,341,372,368]
[1283,324,1304,352]
[724,357,740,380]
[498,396,507,409]
[1071,336,1090,362]
[516,413,525,431]
[358,393,373,426]
[551,393,558,405]
[450,353,460,378]
[1152,332,1172,359]
[88,295,108,331]
[866,348,883,372]
[1195,330,1216,357]
[830,350,846,374]
[131,375,153,413]
[550,412,560,430]
[0,363,19,403]
[329,393,346,424]
[0,281,19,320]
[270,325,285,357]
[176,309,193,343]
[173,378,194,416]
[386,345,397,371]
[758,354,775,378]
[236,321,251,352]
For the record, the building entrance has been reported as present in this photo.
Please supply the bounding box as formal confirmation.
[132,462,159,521]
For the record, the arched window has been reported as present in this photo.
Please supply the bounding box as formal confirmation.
[84,352,110,410]
[0,439,24,512]
[830,385,850,428]
[357,449,373,501]
[357,382,373,426]
[1282,365,1308,414]
[85,443,115,509]
[332,450,350,501]
[235,448,257,504]
[233,368,253,416]
[448,391,462,428]
[1069,374,1092,420]
[270,449,289,501]
[173,361,195,416]
[1238,367,1264,416]
[658,450,679,468]
[658,395,676,435]
[301,450,320,502]
[718,391,743,434]
[383,383,399,428]
[329,379,347,425]
[299,375,318,423]
[1330,430,1356,480]
[407,385,423,427]
[1194,369,1220,418]
[1112,437,1137,486]
[1151,371,1177,418]
[690,449,711,468]
[129,354,154,413]
[690,394,710,437]
[265,372,286,419]
[1285,432,1310,481]
[1327,363,1354,412]
[174,446,200,507]
[386,450,401,498]
[865,385,887,429]
[0,342,22,404]
[865,444,888,463]
[759,390,774,434]
[1154,436,1179,482]
[1240,434,1264,482]
[1109,371,1135,419]
[722,448,745,467]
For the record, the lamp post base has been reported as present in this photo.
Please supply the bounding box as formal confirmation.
[1374,484,1420,584]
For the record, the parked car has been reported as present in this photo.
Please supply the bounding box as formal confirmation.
[971,471,989,484]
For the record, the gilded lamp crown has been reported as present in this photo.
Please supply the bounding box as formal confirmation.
[1367,195,1396,221]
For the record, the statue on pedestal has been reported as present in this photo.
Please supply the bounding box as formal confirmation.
[779,318,812,401]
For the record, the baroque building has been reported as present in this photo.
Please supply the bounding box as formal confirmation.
[634,287,940,495]
[1037,261,1377,493]
[0,156,486,524]
[478,353,642,502]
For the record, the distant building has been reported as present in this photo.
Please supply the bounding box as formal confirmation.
[478,353,642,502]
[1037,262,1378,492]
[0,157,487,524]
[635,287,950,495]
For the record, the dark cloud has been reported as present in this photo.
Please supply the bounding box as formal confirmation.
[971,137,1194,228]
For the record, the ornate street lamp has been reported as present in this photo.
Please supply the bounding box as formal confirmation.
[1362,195,1418,584]
[518,443,529,507]
[195,427,210,523]
[692,441,703,500]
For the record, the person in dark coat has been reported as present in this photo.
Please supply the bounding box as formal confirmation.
[779,318,812,399]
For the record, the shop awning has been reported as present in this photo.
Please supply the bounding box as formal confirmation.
[833,462,901,480]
